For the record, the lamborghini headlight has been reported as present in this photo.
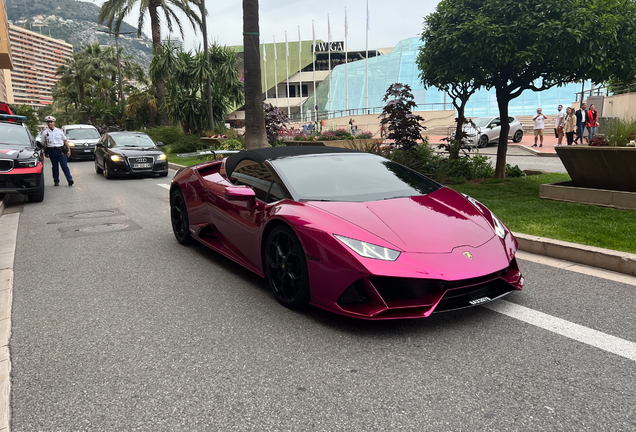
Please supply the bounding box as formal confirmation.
[334,234,401,261]
[492,215,507,239]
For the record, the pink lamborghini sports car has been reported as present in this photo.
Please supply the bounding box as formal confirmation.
[170,146,524,319]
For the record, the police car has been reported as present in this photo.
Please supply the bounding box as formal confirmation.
[0,114,45,202]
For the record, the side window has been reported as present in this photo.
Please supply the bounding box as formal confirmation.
[108,137,116,148]
[508,117,515,124]
[231,160,273,202]
[268,181,286,203]
[491,117,501,127]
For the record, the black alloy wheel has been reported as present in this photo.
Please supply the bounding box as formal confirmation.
[264,225,310,309]
[94,158,103,174]
[478,135,489,148]
[170,188,193,245]
[103,160,111,179]
[513,130,523,143]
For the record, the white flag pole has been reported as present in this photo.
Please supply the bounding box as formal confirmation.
[298,26,303,122]
[285,30,291,118]
[345,7,348,114]
[365,0,369,111]
[273,35,279,109]
[263,40,268,104]
[328,13,332,117]
[312,20,317,122]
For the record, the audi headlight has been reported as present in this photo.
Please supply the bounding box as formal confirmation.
[492,215,507,239]
[334,235,401,261]
[158,154,167,160]
[110,155,122,162]
[68,141,75,147]
[17,157,38,168]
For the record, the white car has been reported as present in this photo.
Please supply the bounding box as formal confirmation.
[459,116,524,148]
[62,124,101,161]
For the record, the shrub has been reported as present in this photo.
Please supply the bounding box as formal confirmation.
[318,131,336,141]
[589,135,608,146]
[357,132,373,139]
[505,164,526,178]
[146,126,186,147]
[169,134,207,154]
[379,83,426,151]
[597,117,636,147]
[334,128,352,138]
[218,139,243,150]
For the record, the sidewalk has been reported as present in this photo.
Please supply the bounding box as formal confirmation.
[426,133,562,156]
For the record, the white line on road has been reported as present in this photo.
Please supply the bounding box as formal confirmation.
[157,184,170,190]
[485,300,636,362]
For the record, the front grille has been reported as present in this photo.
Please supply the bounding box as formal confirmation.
[127,156,155,170]
[434,279,515,312]
[0,159,13,172]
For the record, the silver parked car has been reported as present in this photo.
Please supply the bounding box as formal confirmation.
[459,116,524,148]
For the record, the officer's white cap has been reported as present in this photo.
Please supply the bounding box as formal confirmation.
[45,116,56,122]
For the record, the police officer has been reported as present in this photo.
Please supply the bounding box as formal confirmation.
[41,116,74,186]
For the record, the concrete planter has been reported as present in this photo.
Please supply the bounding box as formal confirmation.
[285,138,383,149]
[555,145,636,192]
[200,137,223,147]
[540,181,636,211]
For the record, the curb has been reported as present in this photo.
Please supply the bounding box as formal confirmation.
[168,162,186,171]
[0,195,8,218]
[509,144,558,157]
[514,232,636,277]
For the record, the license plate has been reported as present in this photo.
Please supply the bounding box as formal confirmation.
[133,163,152,169]
[84,149,92,153]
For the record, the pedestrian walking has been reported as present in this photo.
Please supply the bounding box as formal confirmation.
[575,102,588,144]
[563,107,576,146]
[586,104,599,142]
[532,107,547,147]
[41,116,73,186]
[308,122,314,133]
[555,104,565,146]
[302,122,308,134]
[351,119,357,137]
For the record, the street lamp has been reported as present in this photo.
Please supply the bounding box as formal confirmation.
[93,28,137,110]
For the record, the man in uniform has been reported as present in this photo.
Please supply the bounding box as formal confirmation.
[41,116,74,186]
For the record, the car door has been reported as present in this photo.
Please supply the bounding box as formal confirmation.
[95,134,108,167]
[210,159,284,269]
[487,117,502,142]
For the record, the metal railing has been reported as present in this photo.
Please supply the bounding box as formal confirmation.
[575,82,636,101]
[286,102,455,123]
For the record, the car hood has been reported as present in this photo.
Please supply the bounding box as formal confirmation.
[0,144,37,160]
[307,187,496,253]
[111,147,163,157]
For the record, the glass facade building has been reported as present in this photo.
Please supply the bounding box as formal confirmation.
[304,37,585,117]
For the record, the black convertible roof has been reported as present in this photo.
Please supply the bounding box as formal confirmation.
[225,146,361,178]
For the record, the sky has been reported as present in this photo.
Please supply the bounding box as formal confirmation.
[90,0,441,52]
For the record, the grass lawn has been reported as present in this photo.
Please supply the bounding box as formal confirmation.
[450,173,636,254]
[167,154,211,167]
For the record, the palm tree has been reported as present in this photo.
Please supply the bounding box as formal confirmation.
[242,0,268,149]
[98,0,201,126]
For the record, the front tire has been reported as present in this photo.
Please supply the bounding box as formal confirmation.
[103,160,111,179]
[513,130,523,143]
[478,135,489,148]
[170,188,193,245]
[95,158,103,174]
[264,225,310,309]
[27,170,45,203]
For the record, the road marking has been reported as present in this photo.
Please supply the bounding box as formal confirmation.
[485,300,636,362]
[516,250,636,287]
[157,184,170,190]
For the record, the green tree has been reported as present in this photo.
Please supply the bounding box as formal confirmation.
[98,0,202,126]
[13,105,38,135]
[418,0,636,178]
[379,84,426,152]
[242,0,268,149]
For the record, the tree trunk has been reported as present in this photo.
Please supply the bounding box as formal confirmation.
[495,88,510,178]
[242,0,268,149]
[199,0,214,132]
[149,5,169,126]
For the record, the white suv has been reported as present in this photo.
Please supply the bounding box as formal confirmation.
[62,124,101,161]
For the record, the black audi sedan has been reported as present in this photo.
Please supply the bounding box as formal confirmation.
[94,132,168,179]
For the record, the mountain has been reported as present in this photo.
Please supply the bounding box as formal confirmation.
[6,0,154,70]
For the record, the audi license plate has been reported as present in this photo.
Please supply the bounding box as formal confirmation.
[133,163,152,169]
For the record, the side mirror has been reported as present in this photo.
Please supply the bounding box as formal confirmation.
[224,186,256,201]
[35,140,43,149]
[156,141,164,147]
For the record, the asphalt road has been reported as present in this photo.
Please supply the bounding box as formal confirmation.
[7,160,636,431]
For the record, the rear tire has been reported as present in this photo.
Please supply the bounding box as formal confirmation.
[264,225,310,309]
[170,188,193,245]
[27,170,45,203]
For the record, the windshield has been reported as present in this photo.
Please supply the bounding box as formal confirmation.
[271,153,441,202]
[471,117,493,128]
[66,128,100,140]
[112,135,156,148]
[0,124,30,146]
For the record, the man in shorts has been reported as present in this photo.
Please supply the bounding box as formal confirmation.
[532,107,547,147]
